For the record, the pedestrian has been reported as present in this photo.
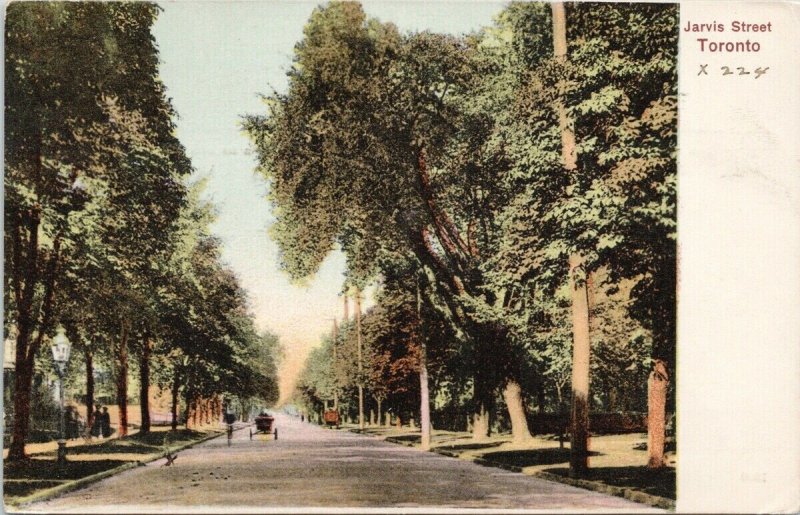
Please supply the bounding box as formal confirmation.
[101,406,112,438]
[91,405,102,437]
[65,406,79,439]
[301,414,304,423]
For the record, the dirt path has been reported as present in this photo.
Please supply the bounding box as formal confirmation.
[27,412,660,512]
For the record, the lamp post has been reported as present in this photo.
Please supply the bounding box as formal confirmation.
[51,326,72,465]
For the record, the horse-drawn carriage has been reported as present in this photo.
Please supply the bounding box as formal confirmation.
[323,409,340,429]
[250,412,278,440]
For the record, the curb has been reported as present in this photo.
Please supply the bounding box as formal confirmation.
[372,431,674,511]
[6,429,224,510]
[530,470,675,511]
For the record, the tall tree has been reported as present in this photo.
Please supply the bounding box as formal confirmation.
[550,0,591,477]
[493,1,677,468]
[4,2,188,458]
[245,1,532,440]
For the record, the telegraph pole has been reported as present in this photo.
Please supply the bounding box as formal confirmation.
[355,288,364,430]
[332,317,339,411]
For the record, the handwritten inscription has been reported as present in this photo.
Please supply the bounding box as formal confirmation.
[698,65,769,79]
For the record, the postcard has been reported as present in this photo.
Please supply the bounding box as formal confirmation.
[3,1,798,513]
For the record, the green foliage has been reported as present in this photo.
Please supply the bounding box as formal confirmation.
[4,3,282,450]
[272,2,677,426]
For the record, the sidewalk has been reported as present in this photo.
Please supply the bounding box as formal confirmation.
[337,422,676,510]
[3,424,227,508]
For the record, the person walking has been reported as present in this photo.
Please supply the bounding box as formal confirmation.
[91,405,102,438]
[65,406,79,439]
[101,406,112,438]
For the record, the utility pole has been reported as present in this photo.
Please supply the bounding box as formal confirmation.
[332,317,339,411]
[355,288,364,430]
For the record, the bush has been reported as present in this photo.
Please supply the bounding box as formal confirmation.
[527,412,650,435]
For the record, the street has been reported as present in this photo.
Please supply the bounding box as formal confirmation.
[28,413,658,512]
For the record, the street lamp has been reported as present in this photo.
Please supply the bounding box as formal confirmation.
[51,326,71,465]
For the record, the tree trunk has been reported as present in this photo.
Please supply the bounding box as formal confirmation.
[471,364,492,441]
[551,2,578,171]
[647,360,669,468]
[139,337,151,434]
[8,209,60,460]
[537,386,546,414]
[357,385,365,430]
[569,253,591,476]
[555,381,563,408]
[472,403,490,441]
[417,281,432,450]
[376,398,383,427]
[551,1,592,478]
[116,322,130,437]
[171,370,180,431]
[85,349,95,430]
[9,350,34,461]
[419,358,432,450]
[503,380,532,443]
[183,392,192,429]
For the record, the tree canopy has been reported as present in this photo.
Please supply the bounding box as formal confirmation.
[250,0,676,461]
[5,2,282,459]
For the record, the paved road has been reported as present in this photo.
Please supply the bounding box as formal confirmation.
[29,413,658,512]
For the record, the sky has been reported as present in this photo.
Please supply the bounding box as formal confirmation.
[151,0,506,403]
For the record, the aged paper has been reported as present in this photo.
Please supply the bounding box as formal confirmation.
[677,1,800,512]
[3,1,799,513]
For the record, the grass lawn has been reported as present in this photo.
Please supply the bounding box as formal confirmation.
[3,426,217,505]
[347,423,676,503]
[542,465,676,500]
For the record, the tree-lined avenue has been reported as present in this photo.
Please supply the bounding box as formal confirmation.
[30,414,658,512]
